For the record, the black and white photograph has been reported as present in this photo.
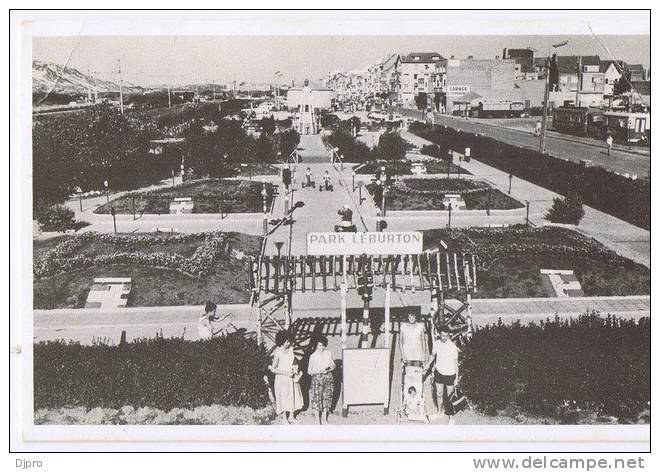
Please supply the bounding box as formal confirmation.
[9,8,653,456]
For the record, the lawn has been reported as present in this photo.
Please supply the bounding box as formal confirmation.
[367,178,523,211]
[94,179,275,215]
[33,231,263,309]
[422,226,650,298]
[355,160,470,176]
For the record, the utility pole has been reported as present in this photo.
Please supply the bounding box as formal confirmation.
[575,56,582,108]
[539,56,551,154]
[118,59,124,114]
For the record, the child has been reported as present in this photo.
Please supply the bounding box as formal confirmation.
[404,386,428,422]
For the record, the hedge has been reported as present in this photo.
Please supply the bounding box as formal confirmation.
[461,312,650,422]
[34,335,271,411]
[409,122,650,230]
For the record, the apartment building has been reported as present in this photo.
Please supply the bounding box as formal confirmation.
[398,52,447,110]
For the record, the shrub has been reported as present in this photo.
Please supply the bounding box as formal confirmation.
[374,131,408,162]
[34,335,271,411]
[36,204,89,233]
[421,144,450,161]
[460,312,650,423]
[545,192,586,225]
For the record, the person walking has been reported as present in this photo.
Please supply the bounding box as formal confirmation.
[307,336,336,424]
[269,331,303,424]
[606,134,614,156]
[426,326,460,425]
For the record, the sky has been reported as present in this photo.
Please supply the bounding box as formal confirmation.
[32,18,650,87]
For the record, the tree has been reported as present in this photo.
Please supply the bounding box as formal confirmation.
[261,115,276,135]
[613,71,632,96]
[36,204,88,233]
[414,93,428,111]
[375,132,407,162]
[279,129,300,159]
[544,192,585,225]
[255,134,276,163]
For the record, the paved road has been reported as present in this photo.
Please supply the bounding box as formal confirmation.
[401,109,650,177]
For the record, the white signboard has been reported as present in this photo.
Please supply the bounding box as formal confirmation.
[306,231,423,256]
[342,348,391,410]
[447,85,470,97]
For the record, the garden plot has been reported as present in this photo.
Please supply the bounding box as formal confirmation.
[33,231,263,309]
[422,226,650,298]
[355,160,469,176]
[94,179,275,215]
[368,178,522,211]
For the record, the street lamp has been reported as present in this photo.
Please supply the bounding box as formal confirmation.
[76,187,83,212]
[104,180,109,203]
[540,40,569,153]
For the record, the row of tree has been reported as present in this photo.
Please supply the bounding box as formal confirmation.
[33,103,300,214]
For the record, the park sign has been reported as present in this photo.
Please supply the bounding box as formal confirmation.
[306,231,423,256]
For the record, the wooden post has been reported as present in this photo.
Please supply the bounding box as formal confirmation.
[385,283,391,347]
[340,282,348,348]
[256,297,263,345]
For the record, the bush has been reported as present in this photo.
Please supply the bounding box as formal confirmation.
[36,204,89,233]
[460,312,650,422]
[421,144,450,161]
[34,335,271,411]
[545,192,585,225]
[408,122,650,230]
[374,131,408,162]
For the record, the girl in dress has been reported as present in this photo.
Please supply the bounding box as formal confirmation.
[269,331,303,424]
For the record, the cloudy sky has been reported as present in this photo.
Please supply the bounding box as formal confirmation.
[31,11,650,87]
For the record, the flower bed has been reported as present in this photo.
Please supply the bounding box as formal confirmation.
[354,159,470,176]
[461,312,650,423]
[33,231,263,308]
[422,226,650,298]
[94,179,275,215]
[367,178,523,211]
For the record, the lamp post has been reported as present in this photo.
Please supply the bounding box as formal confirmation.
[261,181,268,236]
[526,200,530,228]
[104,180,109,203]
[352,170,356,192]
[274,241,284,293]
[76,187,83,212]
[508,173,513,194]
[540,40,568,153]
[447,202,452,228]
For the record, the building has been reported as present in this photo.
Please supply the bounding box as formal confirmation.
[398,52,447,111]
[549,55,605,107]
[600,60,625,97]
[452,88,526,118]
[502,48,535,80]
[287,80,333,135]
[444,57,517,113]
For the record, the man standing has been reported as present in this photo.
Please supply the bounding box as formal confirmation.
[606,134,614,156]
[426,326,460,425]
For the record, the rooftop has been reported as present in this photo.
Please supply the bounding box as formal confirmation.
[400,52,446,64]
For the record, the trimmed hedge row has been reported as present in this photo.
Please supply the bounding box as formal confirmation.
[409,122,650,229]
[460,312,650,422]
[34,335,270,411]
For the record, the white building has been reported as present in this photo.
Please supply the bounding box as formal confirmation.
[287,80,333,135]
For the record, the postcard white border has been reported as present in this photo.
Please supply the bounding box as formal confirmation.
[10,8,653,451]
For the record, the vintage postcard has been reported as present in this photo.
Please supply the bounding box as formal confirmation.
[10,9,652,453]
